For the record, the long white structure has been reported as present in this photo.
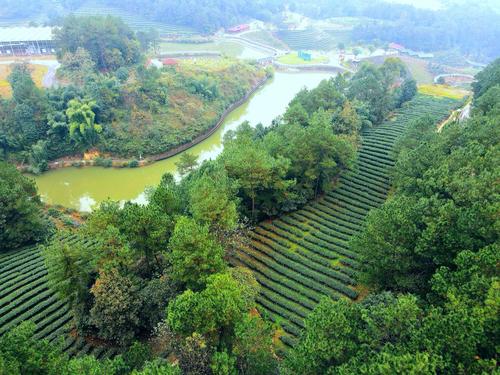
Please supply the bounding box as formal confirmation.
[0,27,56,56]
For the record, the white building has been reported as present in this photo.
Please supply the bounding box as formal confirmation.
[0,27,56,56]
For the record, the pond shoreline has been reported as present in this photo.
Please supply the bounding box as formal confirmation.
[18,75,270,173]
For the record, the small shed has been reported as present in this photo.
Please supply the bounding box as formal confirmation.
[388,42,405,51]
[227,24,250,33]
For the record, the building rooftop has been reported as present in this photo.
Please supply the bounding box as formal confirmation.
[0,27,54,43]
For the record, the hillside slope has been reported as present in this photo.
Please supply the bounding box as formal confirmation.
[0,95,459,353]
[231,94,460,345]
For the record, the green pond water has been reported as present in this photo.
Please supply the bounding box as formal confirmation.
[34,71,335,211]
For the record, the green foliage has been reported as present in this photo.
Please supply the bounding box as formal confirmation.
[473,85,500,117]
[0,161,48,252]
[44,198,176,343]
[55,15,141,71]
[283,291,497,374]
[44,233,97,331]
[175,152,198,177]
[0,322,66,375]
[265,109,356,200]
[90,268,142,345]
[348,60,406,124]
[0,64,49,163]
[472,58,500,98]
[1,52,264,169]
[167,271,254,342]
[282,297,362,374]
[123,341,153,371]
[320,59,500,374]
[148,173,184,216]
[66,98,102,148]
[59,47,96,86]
[331,100,362,135]
[354,112,499,295]
[397,79,418,107]
[188,165,239,232]
[169,217,225,290]
[65,355,128,375]
[94,156,113,167]
[132,360,181,375]
[232,314,278,375]
[222,122,293,219]
[211,351,237,375]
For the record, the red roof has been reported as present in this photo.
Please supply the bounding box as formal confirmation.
[389,42,405,50]
[162,58,178,66]
[228,24,250,33]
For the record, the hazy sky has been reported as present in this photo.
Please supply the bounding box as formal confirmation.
[386,0,500,12]
[385,0,443,10]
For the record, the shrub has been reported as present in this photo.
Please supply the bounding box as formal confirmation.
[128,159,140,168]
[94,157,113,168]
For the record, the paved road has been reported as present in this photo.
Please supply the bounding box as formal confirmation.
[42,63,58,88]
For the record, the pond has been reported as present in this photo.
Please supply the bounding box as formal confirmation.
[34,71,335,211]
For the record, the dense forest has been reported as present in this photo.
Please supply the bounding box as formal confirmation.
[0,16,267,173]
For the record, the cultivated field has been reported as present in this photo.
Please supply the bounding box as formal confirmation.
[231,95,460,345]
[241,30,289,50]
[418,84,470,100]
[0,234,118,358]
[74,2,196,36]
[276,29,337,51]
[277,53,329,65]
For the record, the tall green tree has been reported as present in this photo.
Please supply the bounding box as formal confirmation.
[66,98,102,148]
[90,268,142,346]
[0,161,48,252]
[222,123,293,219]
[168,216,226,290]
[55,15,141,71]
[175,152,198,178]
[188,165,239,232]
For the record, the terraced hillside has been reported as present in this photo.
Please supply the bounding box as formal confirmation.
[74,2,196,36]
[0,234,118,358]
[276,29,337,51]
[232,95,460,346]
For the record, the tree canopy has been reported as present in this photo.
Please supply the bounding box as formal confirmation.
[283,58,499,375]
[0,161,48,252]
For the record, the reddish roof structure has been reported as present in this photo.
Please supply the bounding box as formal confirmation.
[389,42,405,50]
[162,58,178,66]
[227,24,250,33]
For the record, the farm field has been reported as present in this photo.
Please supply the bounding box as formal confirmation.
[241,30,289,50]
[0,63,48,97]
[277,53,329,65]
[159,41,244,57]
[418,84,469,99]
[0,234,118,358]
[231,95,460,345]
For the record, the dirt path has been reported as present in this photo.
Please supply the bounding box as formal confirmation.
[437,99,472,132]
